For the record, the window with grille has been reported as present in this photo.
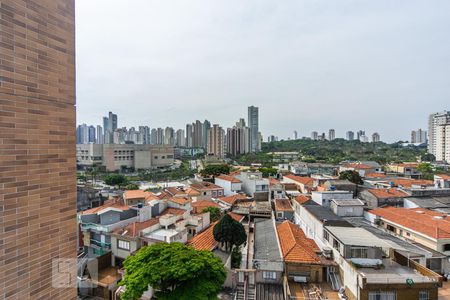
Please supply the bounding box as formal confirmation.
[262,271,276,280]
[419,290,429,300]
[351,247,368,258]
[118,240,130,250]
[368,291,396,300]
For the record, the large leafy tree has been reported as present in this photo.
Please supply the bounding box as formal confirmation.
[119,243,226,300]
[104,174,128,187]
[339,170,363,185]
[200,164,231,177]
[213,214,247,252]
[202,206,222,222]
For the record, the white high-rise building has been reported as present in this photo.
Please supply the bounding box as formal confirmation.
[176,129,186,147]
[293,131,298,140]
[435,124,450,162]
[411,129,427,144]
[346,131,354,141]
[96,125,103,144]
[372,132,380,143]
[328,129,335,141]
[429,111,450,158]
[311,131,318,140]
[248,106,259,152]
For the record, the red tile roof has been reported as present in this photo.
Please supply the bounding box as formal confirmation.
[391,179,434,188]
[275,199,294,212]
[369,207,450,239]
[269,177,281,186]
[216,174,241,183]
[367,188,409,199]
[191,200,220,214]
[284,174,315,186]
[187,212,244,251]
[167,197,191,205]
[342,163,373,170]
[293,195,312,205]
[218,194,247,205]
[160,207,187,216]
[81,200,129,215]
[389,163,419,168]
[276,221,321,264]
[187,221,218,251]
[113,218,159,238]
[436,174,450,180]
[190,182,224,191]
[123,189,156,200]
[365,173,387,178]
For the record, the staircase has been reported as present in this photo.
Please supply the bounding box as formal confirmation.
[236,283,245,300]
[247,283,255,300]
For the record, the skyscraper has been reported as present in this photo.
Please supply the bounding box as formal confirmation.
[186,124,193,147]
[357,130,365,140]
[88,125,96,143]
[311,131,319,140]
[435,124,450,162]
[248,106,259,152]
[293,131,298,140]
[202,120,211,149]
[0,1,77,298]
[176,129,186,147]
[193,120,203,148]
[207,124,225,157]
[346,131,355,141]
[108,111,118,132]
[328,129,335,141]
[411,129,427,144]
[428,111,450,156]
[372,132,381,143]
[97,125,104,144]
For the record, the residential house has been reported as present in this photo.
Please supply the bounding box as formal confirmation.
[236,171,270,201]
[252,218,284,299]
[323,226,442,300]
[367,207,450,260]
[191,200,221,214]
[330,199,364,217]
[360,188,410,209]
[282,174,317,194]
[311,190,354,208]
[190,181,225,200]
[123,189,157,206]
[385,162,422,178]
[435,174,450,188]
[274,198,294,221]
[339,162,380,177]
[323,179,357,195]
[217,193,248,210]
[214,174,242,196]
[269,177,286,200]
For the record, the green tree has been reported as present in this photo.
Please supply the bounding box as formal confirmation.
[339,170,363,185]
[213,214,247,252]
[104,174,128,187]
[417,162,434,180]
[200,164,231,177]
[259,167,278,178]
[125,183,140,190]
[421,153,436,162]
[119,243,226,300]
[202,206,222,222]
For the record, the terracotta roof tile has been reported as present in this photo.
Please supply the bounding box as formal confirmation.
[123,190,154,200]
[216,174,241,183]
[275,199,294,212]
[167,197,191,205]
[342,163,373,170]
[81,200,129,215]
[369,207,450,239]
[365,173,387,178]
[436,174,450,180]
[113,218,159,238]
[218,194,247,205]
[390,179,433,188]
[187,222,218,251]
[276,221,321,264]
[284,174,316,186]
[367,188,409,199]
[190,182,224,191]
[160,207,186,216]
[293,195,312,205]
[228,212,245,222]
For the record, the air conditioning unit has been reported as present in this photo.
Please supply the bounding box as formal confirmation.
[323,249,333,259]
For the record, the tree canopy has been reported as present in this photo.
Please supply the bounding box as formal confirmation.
[125,183,140,190]
[213,214,247,252]
[339,170,363,185]
[119,243,226,300]
[202,206,222,222]
[200,164,231,177]
[104,174,128,187]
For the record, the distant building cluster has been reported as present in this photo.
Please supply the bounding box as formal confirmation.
[307,129,381,143]
[77,106,262,158]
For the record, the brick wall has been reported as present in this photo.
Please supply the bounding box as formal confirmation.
[0,0,76,299]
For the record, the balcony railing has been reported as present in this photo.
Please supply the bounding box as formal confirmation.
[80,217,139,233]
[90,239,112,249]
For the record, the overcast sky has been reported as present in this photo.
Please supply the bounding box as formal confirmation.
[76,0,450,142]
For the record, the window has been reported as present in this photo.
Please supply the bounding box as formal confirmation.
[419,291,429,300]
[118,240,130,250]
[333,239,341,252]
[443,244,450,252]
[351,247,368,258]
[368,291,396,300]
[262,271,276,280]
[277,212,283,218]
[386,225,396,232]
[323,230,329,242]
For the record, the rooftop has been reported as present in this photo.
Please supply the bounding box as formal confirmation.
[367,188,409,199]
[187,221,217,251]
[218,193,248,205]
[284,174,315,186]
[81,200,129,215]
[293,195,312,205]
[341,163,374,170]
[216,174,242,183]
[405,196,450,209]
[191,200,220,209]
[369,207,450,239]
[254,218,283,269]
[190,181,224,191]
[275,199,294,212]
[277,221,321,264]
[113,218,159,238]
[325,226,392,248]
[436,174,450,180]
[123,190,155,200]
[167,197,191,205]
[302,202,352,226]
[330,199,364,206]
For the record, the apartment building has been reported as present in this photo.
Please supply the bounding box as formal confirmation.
[236,171,270,200]
[76,144,174,171]
[0,1,77,298]
[428,111,450,159]
[282,174,317,194]
[214,174,242,196]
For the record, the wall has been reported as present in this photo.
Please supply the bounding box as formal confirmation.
[0,1,77,299]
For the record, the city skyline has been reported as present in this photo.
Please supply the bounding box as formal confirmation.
[76,0,450,142]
